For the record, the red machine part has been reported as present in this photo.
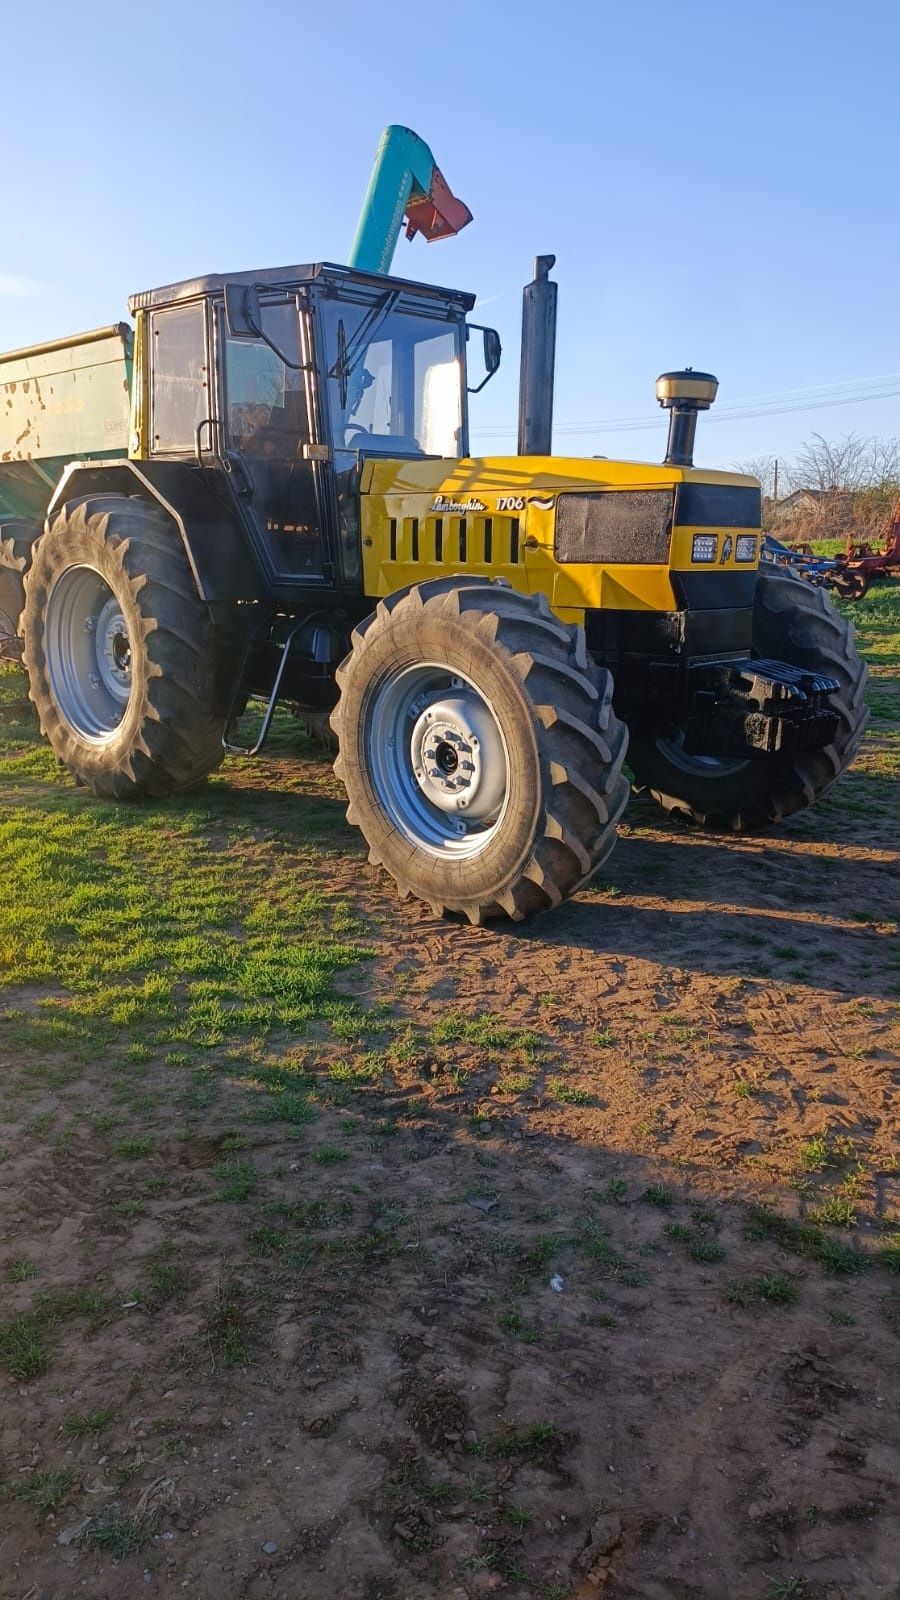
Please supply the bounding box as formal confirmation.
[831,498,900,598]
[404,166,474,245]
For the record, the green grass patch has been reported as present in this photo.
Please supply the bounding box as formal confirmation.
[547,1076,591,1105]
[726,1272,799,1309]
[808,1195,857,1228]
[5,1257,36,1283]
[213,1157,258,1202]
[62,1407,114,1438]
[743,1204,868,1275]
[489,1421,559,1460]
[428,1010,541,1060]
[114,1135,154,1161]
[313,1143,349,1165]
[78,1506,147,1559]
[14,1468,73,1517]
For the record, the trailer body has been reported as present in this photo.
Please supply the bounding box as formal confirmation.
[0,325,132,519]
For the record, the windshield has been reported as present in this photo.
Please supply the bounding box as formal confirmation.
[322,299,464,457]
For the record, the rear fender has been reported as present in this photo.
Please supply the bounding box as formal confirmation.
[47,458,265,607]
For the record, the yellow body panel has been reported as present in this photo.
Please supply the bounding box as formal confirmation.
[360,455,760,622]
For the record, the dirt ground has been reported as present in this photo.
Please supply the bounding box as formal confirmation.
[0,603,898,1600]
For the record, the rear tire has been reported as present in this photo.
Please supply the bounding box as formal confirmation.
[628,562,868,830]
[22,495,225,798]
[0,517,41,662]
[331,577,629,923]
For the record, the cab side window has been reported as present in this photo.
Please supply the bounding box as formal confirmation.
[150,304,208,453]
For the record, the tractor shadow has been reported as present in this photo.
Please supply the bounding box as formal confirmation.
[522,804,899,998]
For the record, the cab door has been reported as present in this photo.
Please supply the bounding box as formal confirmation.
[219,296,328,582]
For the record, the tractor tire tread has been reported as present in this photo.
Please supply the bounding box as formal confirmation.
[331,577,629,923]
[22,494,225,799]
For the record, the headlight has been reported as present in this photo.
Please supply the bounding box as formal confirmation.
[735,535,757,562]
[691,533,718,563]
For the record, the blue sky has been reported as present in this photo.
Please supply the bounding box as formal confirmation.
[4,0,898,473]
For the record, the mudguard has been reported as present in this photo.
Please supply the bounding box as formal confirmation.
[47,458,265,606]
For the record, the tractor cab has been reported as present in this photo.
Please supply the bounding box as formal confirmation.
[127,263,497,592]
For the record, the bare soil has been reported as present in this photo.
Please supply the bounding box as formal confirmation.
[1,741,899,1600]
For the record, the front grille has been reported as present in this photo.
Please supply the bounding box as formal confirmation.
[555,490,674,564]
[390,514,522,569]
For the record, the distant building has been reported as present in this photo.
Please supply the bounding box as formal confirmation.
[774,488,852,528]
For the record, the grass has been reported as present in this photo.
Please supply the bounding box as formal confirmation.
[743,1204,868,1276]
[214,1157,258,1202]
[4,1258,36,1283]
[114,1135,154,1160]
[0,1309,54,1381]
[13,1468,73,1516]
[0,1281,111,1381]
[62,1407,114,1438]
[490,1422,559,1460]
[79,1506,147,1558]
[313,1143,349,1165]
[0,709,372,1069]
[547,1076,591,1105]
[688,1238,725,1265]
[428,1010,541,1060]
[203,1275,256,1370]
[878,1236,900,1274]
[726,1273,799,1310]
[808,1195,857,1228]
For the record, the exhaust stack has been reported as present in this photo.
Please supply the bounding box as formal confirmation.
[518,255,558,456]
[656,369,719,467]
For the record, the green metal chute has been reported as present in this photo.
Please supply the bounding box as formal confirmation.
[349,125,472,275]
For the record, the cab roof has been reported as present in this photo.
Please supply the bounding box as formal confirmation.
[128,261,476,315]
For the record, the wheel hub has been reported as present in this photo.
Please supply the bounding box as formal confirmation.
[96,595,132,701]
[365,664,510,859]
[410,692,506,818]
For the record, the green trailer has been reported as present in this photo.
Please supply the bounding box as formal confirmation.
[0,323,132,649]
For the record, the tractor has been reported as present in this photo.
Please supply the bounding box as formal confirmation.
[0,128,868,924]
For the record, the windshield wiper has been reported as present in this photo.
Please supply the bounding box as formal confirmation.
[329,290,399,406]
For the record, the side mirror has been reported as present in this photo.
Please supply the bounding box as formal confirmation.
[224,281,262,338]
[467,322,502,394]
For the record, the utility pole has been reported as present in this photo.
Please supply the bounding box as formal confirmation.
[773,458,779,505]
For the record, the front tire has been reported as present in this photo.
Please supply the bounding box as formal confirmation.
[331,578,629,923]
[22,495,226,798]
[628,562,869,830]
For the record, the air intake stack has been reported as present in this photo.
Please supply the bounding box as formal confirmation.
[655,369,719,467]
[518,255,558,456]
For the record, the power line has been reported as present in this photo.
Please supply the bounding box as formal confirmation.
[476,376,900,438]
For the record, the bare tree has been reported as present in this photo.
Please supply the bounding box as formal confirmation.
[776,432,900,544]
[787,433,871,494]
[735,455,778,499]
[867,435,900,490]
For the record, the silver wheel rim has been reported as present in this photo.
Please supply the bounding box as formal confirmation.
[44,565,133,742]
[365,663,510,859]
[656,730,747,779]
